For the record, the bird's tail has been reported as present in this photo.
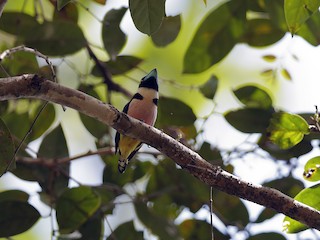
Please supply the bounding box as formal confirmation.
[118,157,128,173]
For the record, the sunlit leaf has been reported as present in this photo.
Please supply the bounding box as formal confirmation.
[268,112,309,149]
[199,75,218,99]
[283,184,320,233]
[0,201,40,237]
[129,0,165,35]
[102,7,127,60]
[303,156,320,181]
[157,97,197,127]
[0,118,15,175]
[56,186,101,234]
[297,11,320,45]
[183,0,246,73]
[151,15,181,47]
[224,108,273,133]
[57,0,72,11]
[262,55,277,62]
[281,68,292,81]
[91,55,143,76]
[284,0,320,34]
[233,85,273,109]
[113,221,144,240]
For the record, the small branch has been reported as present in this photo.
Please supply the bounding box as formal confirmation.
[1,74,320,230]
[86,45,131,98]
[0,0,7,18]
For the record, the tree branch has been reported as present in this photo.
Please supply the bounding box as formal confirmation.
[1,74,320,230]
[0,0,7,18]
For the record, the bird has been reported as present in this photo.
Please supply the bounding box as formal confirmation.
[115,69,159,173]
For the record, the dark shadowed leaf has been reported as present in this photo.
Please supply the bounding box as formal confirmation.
[113,221,144,240]
[2,111,30,140]
[264,177,304,197]
[57,0,72,10]
[264,0,287,31]
[242,19,285,46]
[91,55,143,76]
[224,108,273,133]
[284,0,320,34]
[135,202,179,239]
[129,0,165,35]
[200,75,218,99]
[255,208,277,223]
[56,186,101,234]
[283,184,320,233]
[0,12,39,38]
[0,190,29,202]
[102,7,127,59]
[183,0,246,73]
[0,201,40,237]
[198,141,223,166]
[24,20,86,56]
[0,118,15,175]
[247,232,286,240]
[54,2,79,23]
[179,219,229,240]
[151,15,181,47]
[79,215,103,240]
[157,97,196,127]
[268,112,309,149]
[233,85,273,109]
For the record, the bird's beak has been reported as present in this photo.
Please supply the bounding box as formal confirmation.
[143,68,157,81]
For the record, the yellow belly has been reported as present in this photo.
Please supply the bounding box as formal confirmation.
[119,135,141,160]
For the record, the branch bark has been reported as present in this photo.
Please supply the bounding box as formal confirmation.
[0,0,7,18]
[1,74,320,230]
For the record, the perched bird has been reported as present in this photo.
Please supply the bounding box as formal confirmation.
[115,69,159,173]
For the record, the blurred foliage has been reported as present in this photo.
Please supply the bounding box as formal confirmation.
[0,0,320,239]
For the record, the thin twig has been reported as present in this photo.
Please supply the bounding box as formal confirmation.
[0,0,7,18]
[210,186,214,240]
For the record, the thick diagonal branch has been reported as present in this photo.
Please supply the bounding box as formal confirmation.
[0,74,320,230]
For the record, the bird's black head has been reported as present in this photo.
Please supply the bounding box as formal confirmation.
[139,69,158,91]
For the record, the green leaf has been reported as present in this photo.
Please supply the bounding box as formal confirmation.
[268,112,310,149]
[129,0,165,35]
[0,190,29,203]
[183,0,246,73]
[151,15,181,47]
[113,221,144,240]
[264,0,288,31]
[25,20,87,56]
[242,19,285,46]
[91,55,143,76]
[102,7,127,60]
[135,202,179,239]
[262,55,277,62]
[93,0,107,4]
[281,68,292,80]
[283,184,320,233]
[0,118,15,175]
[233,85,273,109]
[296,10,320,45]
[79,215,103,240]
[255,208,277,223]
[0,201,40,237]
[199,75,218,99]
[284,0,320,34]
[157,97,197,127]
[198,142,223,166]
[247,232,287,240]
[57,0,72,11]
[303,156,320,181]
[56,186,101,234]
[0,12,39,38]
[224,108,273,133]
[2,111,30,140]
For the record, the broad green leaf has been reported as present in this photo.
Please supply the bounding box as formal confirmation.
[0,12,39,38]
[157,97,197,127]
[129,0,165,35]
[0,201,40,237]
[233,85,273,109]
[283,184,320,233]
[303,156,320,181]
[2,111,30,140]
[268,112,310,149]
[151,15,181,47]
[284,0,320,34]
[25,20,86,56]
[0,118,15,175]
[57,0,72,10]
[54,2,79,23]
[102,7,127,60]
[179,220,229,240]
[242,19,285,46]
[91,55,143,76]
[135,202,179,239]
[264,177,304,197]
[0,190,29,203]
[56,186,101,234]
[255,208,277,223]
[264,0,288,31]
[198,142,223,166]
[199,75,218,99]
[247,232,286,240]
[224,108,273,133]
[113,221,144,240]
[262,55,277,62]
[183,0,246,73]
[297,11,320,45]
